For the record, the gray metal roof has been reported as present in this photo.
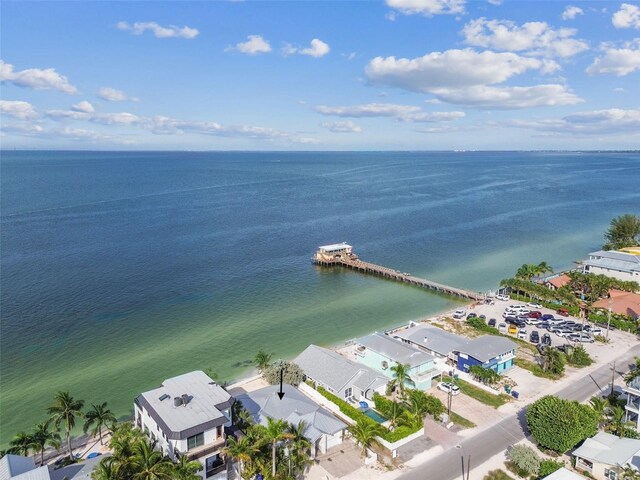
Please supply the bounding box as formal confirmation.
[393,326,466,357]
[136,370,232,440]
[356,332,436,367]
[464,336,517,362]
[236,385,347,443]
[294,345,387,393]
[586,250,640,273]
[542,468,584,480]
[573,432,640,466]
[0,455,37,479]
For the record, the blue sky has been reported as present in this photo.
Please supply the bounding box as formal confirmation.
[1,0,639,150]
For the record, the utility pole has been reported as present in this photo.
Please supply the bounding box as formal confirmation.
[610,360,616,398]
[606,298,612,341]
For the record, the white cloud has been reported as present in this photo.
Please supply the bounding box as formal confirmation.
[461,18,588,58]
[98,87,139,102]
[508,108,640,135]
[586,40,640,75]
[562,6,584,20]
[0,123,131,144]
[342,52,357,61]
[47,109,141,125]
[0,100,38,119]
[315,102,465,122]
[1,123,46,136]
[433,84,583,109]
[487,0,502,5]
[0,60,78,94]
[612,3,640,29]
[116,21,199,39]
[366,49,552,91]
[284,39,330,58]
[320,121,363,133]
[71,101,95,113]
[386,0,465,16]
[227,35,272,55]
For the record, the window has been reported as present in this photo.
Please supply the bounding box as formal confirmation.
[344,387,352,399]
[187,432,204,450]
[216,425,222,438]
[604,469,618,480]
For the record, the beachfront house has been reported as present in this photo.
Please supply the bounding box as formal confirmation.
[573,432,640,480]
[581,250,640,283]
[294,344,388,401]
[0,453,104,480]
[625,376,640,430]
[235,384,347,457]
[353,332,440,390]
[543,273,571,291]
[393,325,517,374]
[134,370,233,479]
[593,290,640,320]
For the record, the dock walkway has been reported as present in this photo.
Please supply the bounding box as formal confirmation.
[313,243,482,301]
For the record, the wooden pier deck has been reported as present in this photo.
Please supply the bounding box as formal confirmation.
[314,243,483,301]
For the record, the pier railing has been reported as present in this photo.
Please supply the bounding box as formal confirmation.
[313,247,482,301]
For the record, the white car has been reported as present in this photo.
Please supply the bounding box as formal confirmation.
[527,302,543,309]
[508,304,526,311]
[496,294,510,301]
[453,310,466,319]
[585,325,603,335]
[517,329,527,339]
[437,382,461,395]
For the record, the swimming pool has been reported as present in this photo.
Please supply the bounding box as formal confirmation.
[360,408,387,424]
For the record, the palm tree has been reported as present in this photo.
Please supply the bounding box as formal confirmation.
[604,214,640,250]
[130,439,173,480]
[172,454,202,480]
[589,396,610,426]
[84,402,116,445]
[386,401,403,429]
[221,435,257,477]
[9,432,35,457]
[348,419,383,462]
[47,391,84,460]
[398,410,423,430]
[536,261,553,277]
[92,456,122,480]
[389,363,415,399]
[32,422,61,466]
[607,406,634,437]
[253,350,273,372]
[285,421,312,477]
[625,358,640,385]
[263,417,293,478]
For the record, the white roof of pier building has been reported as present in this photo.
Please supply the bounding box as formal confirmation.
[318,243,352,252]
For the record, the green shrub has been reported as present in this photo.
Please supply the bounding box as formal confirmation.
[466,317,500,334]
[483,470,514,480]
[538,460,564,478]
[507,445,540,476]
[566,345,593,367]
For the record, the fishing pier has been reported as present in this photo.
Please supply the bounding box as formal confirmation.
[313,243,483,301]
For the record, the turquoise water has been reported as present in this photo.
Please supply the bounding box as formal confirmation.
[1,151,639,445]
[361,408,388,424]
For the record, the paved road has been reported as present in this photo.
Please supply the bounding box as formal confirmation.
[399,344,640,480]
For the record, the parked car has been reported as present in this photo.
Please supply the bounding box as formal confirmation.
[498,323,507,333]
[536,321,550,330]
[488,318,497,327]
[541,314,555,321]
[541,333,552,345]
[508,304,526,311]
[555,328,574,337]
[508,324,518,334]
[584,325,603,335]
[530,330,540,344]
[479,314,486,320]
[496,294,510,301]
[527,302,543,309]
[467,312,477,319]
[527,311,542,318]
[525,317,541,326]
[568,333,595,343]
[557,308,570,317]
[517,328,527,339]
[453,310,466,319]
[437,382,461,395]
[485,298,495,305]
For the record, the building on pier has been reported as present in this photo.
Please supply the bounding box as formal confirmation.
[314,243,354,263]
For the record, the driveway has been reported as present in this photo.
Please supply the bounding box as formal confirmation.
[316,439,364,478]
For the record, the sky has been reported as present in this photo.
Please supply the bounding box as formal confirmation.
[1,0,639,150]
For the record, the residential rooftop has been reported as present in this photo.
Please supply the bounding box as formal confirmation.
[135,370,233,440]
[573,431,640,467]
[355,332,436,367]
[584,250,640,274]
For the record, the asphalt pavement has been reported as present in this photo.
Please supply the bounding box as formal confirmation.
[398,343,640,480]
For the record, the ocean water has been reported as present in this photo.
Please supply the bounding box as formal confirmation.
[1,151,639,444]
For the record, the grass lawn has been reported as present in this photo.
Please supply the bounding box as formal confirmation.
[450,411,476,429]
[442,375,509,408]
[514,358,562,380]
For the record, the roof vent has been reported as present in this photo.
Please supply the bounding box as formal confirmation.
[159,394,170,402]
[173,396,183,407]
[181,394,190,406]
[423,337,428,342]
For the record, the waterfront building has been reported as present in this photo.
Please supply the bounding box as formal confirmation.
[353,332,440,389]
[581,250,640,283]
[313,242,354,263]
[541,467,584,480]
[573,432,640,480]
[543,273,571,291]
[0,454,103,480]
[134,370,232,479]
[294,344,388,401]
[235,384,347,457]
[624,376,640,430]
[593,290,640,319]
[393,325,517,374]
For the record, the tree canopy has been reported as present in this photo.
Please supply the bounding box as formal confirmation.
[604,214,640,251]
[527,395,599,453]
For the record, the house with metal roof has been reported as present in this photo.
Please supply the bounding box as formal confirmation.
[134,370,233,479]
[235,384,348,457]
[541,467,584,480]
[0,454,104,480]
[581,250,640,283]
[573,432,640,480]
[625,376,640,430]
[393,325,516,374]
[353,332,440,389]
[294,345,388,401]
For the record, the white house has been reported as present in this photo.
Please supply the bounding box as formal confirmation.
[581,250,640,283]
[573,432,640,480]
[134,370,233,479]
[625,376,640,430]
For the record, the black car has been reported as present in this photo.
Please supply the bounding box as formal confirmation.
[530,331,540,344]
[488,318,497,327]
[479,314,486,320]
[541,333,552,345]
[467,313,477,319]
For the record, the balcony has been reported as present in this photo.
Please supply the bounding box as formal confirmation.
[206,459,226,478]
[181,436,226,461]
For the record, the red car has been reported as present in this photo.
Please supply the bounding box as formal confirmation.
[557,308,570,317]
[527,311,542,318]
